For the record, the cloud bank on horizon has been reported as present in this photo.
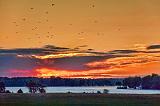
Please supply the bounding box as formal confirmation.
[0,44,160,78]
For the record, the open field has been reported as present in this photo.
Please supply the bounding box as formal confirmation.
[0,93,160,106]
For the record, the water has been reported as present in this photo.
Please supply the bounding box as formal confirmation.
[5,86,160,94]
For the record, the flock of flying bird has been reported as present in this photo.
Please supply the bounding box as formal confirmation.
[11,2,57,42]
[10,1,117,45]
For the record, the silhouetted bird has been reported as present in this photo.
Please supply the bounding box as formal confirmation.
[92,5,95,8]
[22,18,26,21]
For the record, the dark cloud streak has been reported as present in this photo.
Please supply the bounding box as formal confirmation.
[147,44,160,50]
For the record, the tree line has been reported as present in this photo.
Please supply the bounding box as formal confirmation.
[0,79,110,94]
[0,77,122,93]
[0,77,122,87]
[123,74,160,90]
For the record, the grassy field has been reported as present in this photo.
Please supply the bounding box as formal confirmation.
[0,93,160,106]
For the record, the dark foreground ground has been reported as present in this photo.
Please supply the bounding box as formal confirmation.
[0,93,160,106]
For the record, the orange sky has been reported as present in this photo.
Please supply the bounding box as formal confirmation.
[1,0,160,50]
[0,0,160,78]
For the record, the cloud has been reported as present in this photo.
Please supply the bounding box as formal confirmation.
[1,44,160,78]
[146,44,160,50]
[0,44,124,77]
[40,56,113,71]
[77,45,88,48]
[0,48,49,54]
[108,49,139,54]
[0,45,73,55]
[86,50,160,70]
[0,54,41,76]
[43,45,70,50]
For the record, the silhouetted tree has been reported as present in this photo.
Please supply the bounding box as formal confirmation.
[115,81,122,86]
[122,74,160,90]
[39,88,46,93]
[26,81,40,93]
[26,80,46,93]
[17,89,23,93]
[123,77,141,89]
[97,91,101,94]
[0,81,5,93]
[142,74,160,89]
[103,89,109,94]
[141,75,152,89]
[5,90,11,93]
